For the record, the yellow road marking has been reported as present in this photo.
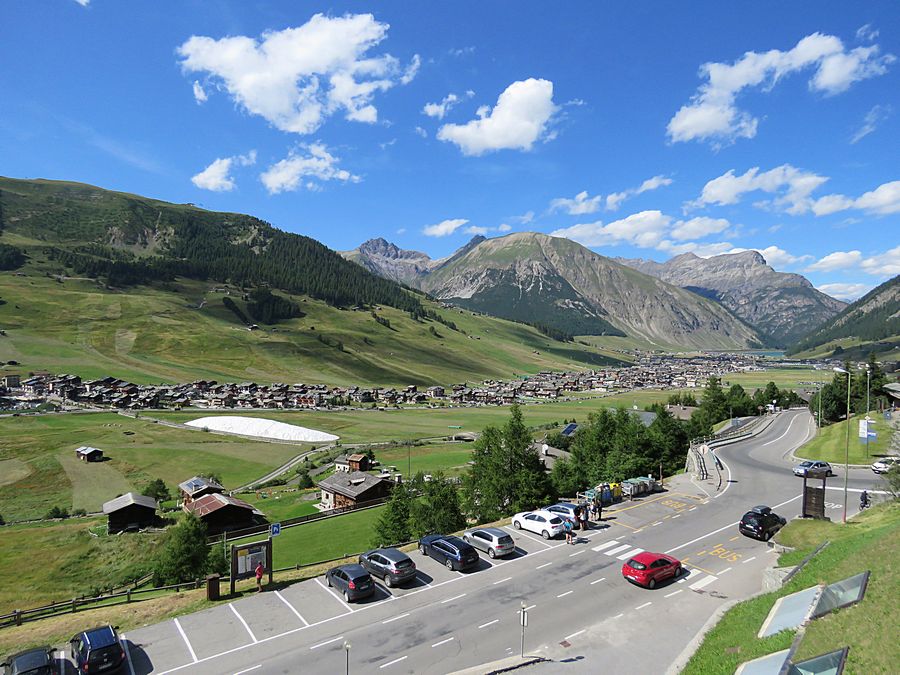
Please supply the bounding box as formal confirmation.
[683,562,718,575]
[607,519,639,531]
[729,536,739,542]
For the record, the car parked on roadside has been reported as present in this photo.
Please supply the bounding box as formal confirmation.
[871,456,900,474]
[418,534,479,571]
[325,563,376,602]
[738,505,787,541]
[1,647,56,675]
[511,510,566,539]
[462,527,516,558]
[358,548,417,587]
[70,625,126,674]
[793,460,834,477]
[621,552,682,589]
[544,503,580,524]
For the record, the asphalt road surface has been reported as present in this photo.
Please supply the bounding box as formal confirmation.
[115,410,887,675]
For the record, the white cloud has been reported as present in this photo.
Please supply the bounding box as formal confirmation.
[817,283,870,301]
[693,164,829,214]
[436,78,558,155]
[667,32,895,146]
[497,223,512,232]
[813,180,900,216]
[177,14,419,135]
[657,240,738,258]
[414,126,427,138]
[806,250,863,272]
[726,245,812,268]
[449,46,476,58]
[861,245,900,276]
[191,151,256,192]
[396,228,406,234]
[260,143,358,194]
[670,216,730,241]
[856,24,879,42]
[550,190,602,215]
[850,104,891,144]
[422,90,474,120]
[464,225,490,235]
[192,81,208,104]
[550,210,672,248]
[379,138,397,150]
[606,175,673,210]
[400,54,421,85]
[511,211,534,224]
[423,218,468,237]
[73,0,89,6]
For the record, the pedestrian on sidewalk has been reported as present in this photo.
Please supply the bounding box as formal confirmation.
[580,504,589,531]
[255,561,264,593]
[596,499,603,522]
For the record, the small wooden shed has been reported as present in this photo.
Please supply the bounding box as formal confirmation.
[102,492,158,533]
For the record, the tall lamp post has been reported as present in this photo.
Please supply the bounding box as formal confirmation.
[833,367,851,524]
[343,641,351,675]
[865,364,871,458]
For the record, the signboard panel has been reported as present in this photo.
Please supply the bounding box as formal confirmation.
[803,486,825,519]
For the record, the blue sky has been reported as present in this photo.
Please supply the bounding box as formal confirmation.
[2,1,898,301]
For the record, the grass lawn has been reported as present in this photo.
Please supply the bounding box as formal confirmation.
[683,502,900,675]
[0,517,162,616]
[374,441,475,478]
[725,367,818,390]
[0,412,303,521]
[796,411,893,465]
[239,487,321,522]
[227,505,387,569]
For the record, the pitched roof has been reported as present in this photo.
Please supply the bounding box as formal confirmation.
[318,471,389,499]
[75,446,103,456]
[184,492,263,517]
[178,475,224,495]
[102,492,157,514]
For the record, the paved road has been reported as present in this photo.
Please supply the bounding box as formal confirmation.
[117,410,888,675]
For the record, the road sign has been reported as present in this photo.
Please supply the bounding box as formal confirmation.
[270,522,282,537]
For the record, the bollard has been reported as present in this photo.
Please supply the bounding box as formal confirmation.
[127,589,132,603]
[14,609,21,626]
[71,598,77,613]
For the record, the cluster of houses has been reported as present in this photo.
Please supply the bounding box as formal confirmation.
[2,352,773,413]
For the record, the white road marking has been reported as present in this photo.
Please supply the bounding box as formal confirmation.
[690,575,717,591]
[743,556,757,564]
[605,544,633,557]
[719,567,732,575]
[493,577,512,585]
[635,602,652,610]
[536,562,553,569]
[617,547,644,560]
[479,619,500,629]
[569,549,586,557]
[504,525,553,548]
[233,666,262,675]
[612,613,624,619]
[664,590,683,598]
[677,578,686,583]
[689,507,697,512]
[121,634,136,675]
[229,604,258,643]
[442,593,466,604]
[671,514,681,519]
[310,636,344,650]
[275,590,309,626]
[590,577,606,585]
[173,618,198,663]
[763,414,799,446]
[652,521,662,527]
[432,637,455,648]
[557,590,574,598]
[522,604,536,612]
[591,540,620,552]
[382,613,410,624]
[564,629,586,640]
[379,656,408,669]
[315,577,354,613]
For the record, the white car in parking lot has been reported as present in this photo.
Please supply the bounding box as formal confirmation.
[511,510,566,539]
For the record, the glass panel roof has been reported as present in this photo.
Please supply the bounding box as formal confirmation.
[758,586,821,638]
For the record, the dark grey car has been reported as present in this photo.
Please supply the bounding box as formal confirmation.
[462,527,515,558]
[358,548,417,587]
[325,563,375,602]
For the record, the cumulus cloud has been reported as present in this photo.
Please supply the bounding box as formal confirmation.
[670,216,730,241]
[192,81,208,104]
[464,225,490,235]
[550,190,602,215]
[606,175,673,210]
[414,126,428,138]
[497,223,512,232]
[422,90,474,120]
[191,151,256,191]
[861,245,900,276]
[260,144,358,194]
[850,104,891,144]
[856,24,879,42]
[817,283,870,301]
[423,218,468,237]
[550,210,672,249]
[436,78,558,155]
[657,240,738,258]
[667,32,895,146]
[813,180,900,216]
[693,164,829,214]
[806,250,863,272]
[73,0,89,6]
[726,245,812,268]
[177,14,419,135]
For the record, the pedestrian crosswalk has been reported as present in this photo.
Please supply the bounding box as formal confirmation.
[590,539,720,591]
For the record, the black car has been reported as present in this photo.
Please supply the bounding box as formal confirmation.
[70,625,126,674]
[418,535,479,571]
[325,563,376,602]
[1,647,56,675]
[358,547,417,587]
[739,505,787,541]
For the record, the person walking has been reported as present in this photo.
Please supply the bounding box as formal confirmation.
[596,499,603,523]
[563,516,574,544]
[580,504,589,531]
[255,560,265,593]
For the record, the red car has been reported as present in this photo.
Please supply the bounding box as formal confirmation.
[621,551,682,588]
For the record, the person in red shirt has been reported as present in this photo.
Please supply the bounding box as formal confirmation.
[255,561,264,593]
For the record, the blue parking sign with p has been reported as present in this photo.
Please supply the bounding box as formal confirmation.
[270,522,282,537]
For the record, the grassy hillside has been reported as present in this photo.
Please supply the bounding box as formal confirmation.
[795,410,892,465]
[0,269,624,386]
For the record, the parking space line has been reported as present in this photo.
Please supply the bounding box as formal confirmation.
[274,590,309,626]
[382,613,410,624]
[635,602,652,610]
[569,549,586,557]
[380,656,408,669]
[689,507,697,511]
[652,521,662,527]
[314,577,354,614]
[518,604,537,614]
[493,576,512,585]
[229,604,258,644]
[617,547,644,560]
[590,577,606,585]
[432,637,455,648]
[173,619,198,663]
[441,593,467,604]
[592,540,620,552]
[536,562,553,569]
[479,619,500,628]
[564,629,586,640]
[310,636,344,650]
[664,590,683,598]
[121,634,136,675]
[720,567,732,575]
[557,590,574,598]
[233,666,261,675]
[743,556,757,564]
[504,525,553,548]
[612,613,624,619]
[671,514,681,519]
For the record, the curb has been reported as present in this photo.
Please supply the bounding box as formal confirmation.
[449,656,549,675]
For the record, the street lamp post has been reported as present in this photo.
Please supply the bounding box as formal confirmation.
[343,641,351,675]
[520,601,527,658]
[865,364,871,458]
[833,367,851,524]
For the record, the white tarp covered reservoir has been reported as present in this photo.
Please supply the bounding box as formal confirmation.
[185,416,339,443]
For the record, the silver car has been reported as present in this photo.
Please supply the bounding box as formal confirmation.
[871,456,900,474]
[462,527,516,558]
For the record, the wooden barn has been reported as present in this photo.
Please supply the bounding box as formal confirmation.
[102,492,158,533]
[178,475,225,506]
[183,493,265,534]
[75,446,104,462]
